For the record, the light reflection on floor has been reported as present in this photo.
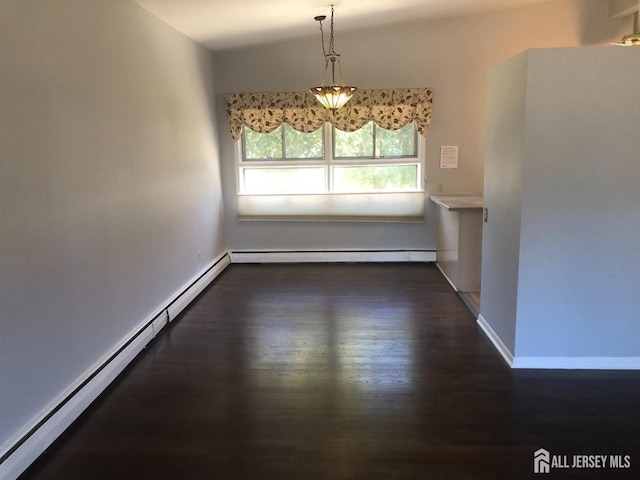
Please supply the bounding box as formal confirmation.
[245,293,416,393]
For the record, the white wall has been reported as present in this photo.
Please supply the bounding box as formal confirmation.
[482,46,640,366]
[212,0,630,252]
[515,46,640,358]
[0,0,225,455]
[481,52,529,354]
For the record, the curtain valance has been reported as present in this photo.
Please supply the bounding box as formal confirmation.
[224,88,433,141]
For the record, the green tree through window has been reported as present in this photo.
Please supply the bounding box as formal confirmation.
[334,122,416,158]
[239,122,421,194]
[244,125,323,160]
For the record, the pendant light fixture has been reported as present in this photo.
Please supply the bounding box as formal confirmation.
[613,0,640,45]
[310,5,356,110]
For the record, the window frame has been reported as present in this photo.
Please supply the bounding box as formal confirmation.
[332,122,419,160]
[236,122,425,196]
[241,123,325,162]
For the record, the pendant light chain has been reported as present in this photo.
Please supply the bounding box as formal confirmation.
[310,4,357,110]
[317,5,340,86]
[328,5,338,85]
[328,5,336,59]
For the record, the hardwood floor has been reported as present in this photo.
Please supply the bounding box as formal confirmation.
[21,263,640,479]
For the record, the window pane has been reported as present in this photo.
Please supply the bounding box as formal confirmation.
[243,167,326,194]
[334,123,374,157]
[333,165,418,192]
[244,126,282,160]
[376,123,416,157]
[285,125,323,159]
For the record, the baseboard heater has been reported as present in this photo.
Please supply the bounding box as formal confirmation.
[0,251,232,480]
[231,249,436,263]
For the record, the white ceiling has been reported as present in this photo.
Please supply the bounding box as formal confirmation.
[134,0,558,51]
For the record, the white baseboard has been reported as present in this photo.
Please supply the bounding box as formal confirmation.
[477,314,640,370]
[511,356,640,370]
[167,253,231,321]
[230,249,436,264]
[0,250,231,480]
[477,314,514,368]
[435,262,457,291]
[0,328,154,480]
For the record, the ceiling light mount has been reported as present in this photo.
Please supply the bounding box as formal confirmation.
[310,5,356,110]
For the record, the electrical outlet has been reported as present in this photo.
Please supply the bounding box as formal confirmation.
[437,183,444,193]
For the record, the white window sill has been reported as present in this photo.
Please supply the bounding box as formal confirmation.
[236,192,426,222]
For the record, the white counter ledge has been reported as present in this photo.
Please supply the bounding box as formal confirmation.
[430,194,483,211]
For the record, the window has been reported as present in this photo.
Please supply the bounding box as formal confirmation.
[226,88,432,220]
[238,122,423,195]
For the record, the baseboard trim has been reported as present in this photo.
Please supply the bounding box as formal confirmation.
[167,253,231,321]
[511,356,640,370]
[230,249,436,264]
[0,250,232,480]
[435,262,457,291]
[477,314,514,368]
[477,315,640,370]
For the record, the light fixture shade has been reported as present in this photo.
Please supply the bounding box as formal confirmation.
[311,85,357,110]
[617,32,640,45]
[613,8,640,45]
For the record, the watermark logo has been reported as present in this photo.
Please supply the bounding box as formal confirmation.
[534,448,550,474]
[533,448,631,474]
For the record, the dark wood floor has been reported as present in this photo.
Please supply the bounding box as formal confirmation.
[21,263,640,479]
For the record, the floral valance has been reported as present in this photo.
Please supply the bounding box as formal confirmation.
[224,88,433,141]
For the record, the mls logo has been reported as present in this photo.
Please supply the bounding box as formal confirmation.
[534,448,551,474]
